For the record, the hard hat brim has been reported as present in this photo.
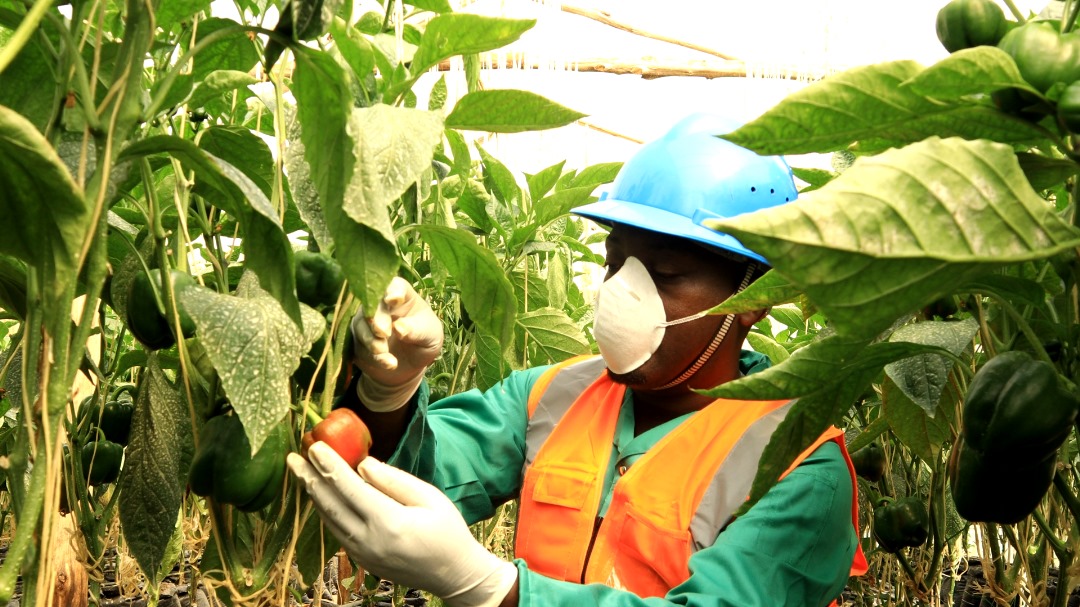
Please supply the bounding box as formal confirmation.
[573,198,769,266]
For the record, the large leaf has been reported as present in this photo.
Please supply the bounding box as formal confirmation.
[901,46,1040,100]
[0,26,54,133]
[445,90,585,133]
[346,104,443,220]
[707,137,1080,339]
[535,186,596,225]
[183,17,259,82]
[178,274,305,453]
[0,105,89,274]
[417,225,516,347]
[410,14,535,75]
[706,269,801,315]
[884,318,978,415]
[155,0,213,32]
[721,61,1049,155]
[118,355,194,584]
[882,376,954,462]
[703,334,942,510]
[292,48,401,310]
[119,135,302,324]
[473,331,516,391]
[517,307,590,363]
[0,256,27,321]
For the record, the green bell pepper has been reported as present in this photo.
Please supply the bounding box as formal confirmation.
[81,439,124,486]
[294,250,346,309]
[998,21,1080,94]
[936,0,1010,53]
[188,413,288,512]
[872,496,929,553]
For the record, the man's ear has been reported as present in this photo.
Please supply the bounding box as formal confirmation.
[737,307,770,328]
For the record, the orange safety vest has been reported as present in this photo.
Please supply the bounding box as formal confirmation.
[515,356,867,599]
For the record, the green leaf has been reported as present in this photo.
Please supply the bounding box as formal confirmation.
[708,137,1080,339]
[535,186,595,225]
[567,162,622,190]
[409,0,454,13]
[526,160,566,201]
[884,318,977,414]
[0,256,27,321]
[517,307,591,363]
[721,61,1050,155]
[119,135,302,324]
[706,269,801,315]
[746,331,790,365]
[902,46,1039,100]
[292,49,400,311]
[178,275,305,453]
[189,69,258,111]
[330,18,376,81]
[429,74,448,110]
[294,509,341,588]
[704,334,936,512]
[477,143,521,204]
[701,334,934,401]
[1016,152,1080,191]
[0,28,54,133]
[456,179,494,232]
[410,14,535,75]
[185,18,259,82]
[546,248,569,311]
[882,376,953,462]
[473,332,512,391]
[118,355,194,584]
[0,105,89,273]
[346,104,444,220]
[444,128,472,176]
[445,90,586,133]
[417,225,516,347]
[791,167,835,193]
[155,0,212,33]
[960,272,1046,307]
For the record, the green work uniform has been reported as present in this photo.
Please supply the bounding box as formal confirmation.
[385,350,857,607]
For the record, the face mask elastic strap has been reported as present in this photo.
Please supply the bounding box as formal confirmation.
[654,263,757,390]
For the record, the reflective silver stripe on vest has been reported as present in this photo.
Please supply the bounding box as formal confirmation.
[523,356,608,474]
[689,399,796,551]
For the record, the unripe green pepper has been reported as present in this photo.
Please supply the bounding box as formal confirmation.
[948,433,1057,524]
[81,439,124,486]
[294,250,345,309]
[998,21,1080,94]
[188,413,288,512]
[1057,80,1080,131]
[962,351,1079,459]
[936,0,1009,53]
[850,442,886,483]
[872,496,929,553]
[98,400,135,446]
[126,269,197,350]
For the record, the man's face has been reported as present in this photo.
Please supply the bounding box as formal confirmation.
[600,224,747,389]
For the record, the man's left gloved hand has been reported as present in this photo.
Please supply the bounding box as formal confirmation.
[287,443,518,607]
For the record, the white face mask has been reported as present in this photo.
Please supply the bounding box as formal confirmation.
[592,256,713,375]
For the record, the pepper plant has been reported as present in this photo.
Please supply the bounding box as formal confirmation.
[0,0,610,605]
[701,0,1080,604]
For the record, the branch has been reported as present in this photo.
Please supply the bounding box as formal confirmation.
[559,4,739,61]
[435,55,828,82]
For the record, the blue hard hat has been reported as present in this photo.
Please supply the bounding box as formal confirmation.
[572,113,798,265]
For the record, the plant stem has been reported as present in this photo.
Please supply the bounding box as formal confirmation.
[1001,0,1027,22]
[1054,470,1080,524]
[0,0,54,75]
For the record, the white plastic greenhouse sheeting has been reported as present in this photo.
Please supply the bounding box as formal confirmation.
[394,0,1057,175]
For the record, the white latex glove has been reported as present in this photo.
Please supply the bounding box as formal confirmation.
[350,277,444,412]
[287,443,518,607]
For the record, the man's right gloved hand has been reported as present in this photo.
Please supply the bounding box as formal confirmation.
[350,277,443,412]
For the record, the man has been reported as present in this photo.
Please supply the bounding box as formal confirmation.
[287,113,866,607]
